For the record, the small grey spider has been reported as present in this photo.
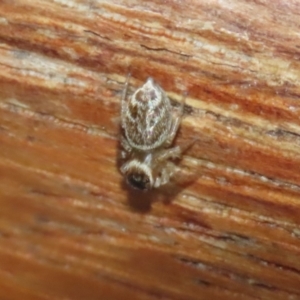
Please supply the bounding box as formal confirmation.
[119,75,191,191]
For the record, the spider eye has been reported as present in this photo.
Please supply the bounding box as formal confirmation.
[127,172,151,191]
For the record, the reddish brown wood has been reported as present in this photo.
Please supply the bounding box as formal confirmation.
[1,1,300,299]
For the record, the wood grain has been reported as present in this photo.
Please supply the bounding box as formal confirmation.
[1,1,300,299]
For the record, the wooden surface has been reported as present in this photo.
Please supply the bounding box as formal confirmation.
[1,1,300,299]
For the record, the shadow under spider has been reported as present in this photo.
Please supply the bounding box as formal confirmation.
[124,177,196,213]
[116,139,198,213]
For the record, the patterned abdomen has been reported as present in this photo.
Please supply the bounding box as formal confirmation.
[123,78,172,151]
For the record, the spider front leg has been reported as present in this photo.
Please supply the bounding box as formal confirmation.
[153,139,197,188]
[154,161,177,188]
[156,135,196,162]
[156,146,182,163]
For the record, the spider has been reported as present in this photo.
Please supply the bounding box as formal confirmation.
[119,75,190,191]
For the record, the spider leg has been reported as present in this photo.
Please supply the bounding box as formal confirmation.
[153,138,197,187]
[156,146,182,163]
[153,147,181,189]
[154,162,177,188]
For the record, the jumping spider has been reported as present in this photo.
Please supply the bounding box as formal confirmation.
[120,75,191,191]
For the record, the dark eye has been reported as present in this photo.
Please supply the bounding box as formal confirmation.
[127,173,150,190]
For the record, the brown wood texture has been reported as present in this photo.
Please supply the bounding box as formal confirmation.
[1,1,300,299]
